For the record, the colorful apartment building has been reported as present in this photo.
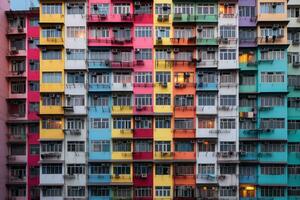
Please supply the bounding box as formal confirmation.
[5,8,40,200]
[2,0,300,199]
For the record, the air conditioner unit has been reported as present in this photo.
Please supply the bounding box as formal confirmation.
[140,173,147,178]
[173,48,179,53]
[160,82,168,87]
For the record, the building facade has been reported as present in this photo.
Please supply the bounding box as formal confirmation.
[2,0,300,199]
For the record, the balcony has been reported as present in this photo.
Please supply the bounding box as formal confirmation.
[288,175,300,186]
[7,26,26,35]
[40,129,64,140]
[6,70,26,79]
[88,37,133,47]
[239,16,257,27]
[239,38,257,48]
[196,106,217,115]
[63,105,87,116]
[88,83,111,92]
[258,81,288,93]
[8,91,26,100]
[170,37,196,45]
[40,37,64,46]
[217,174,238,186]
[173,129,195,139]
[133,105,153,115]
[40,105,64,115]
[111,106,133,115]
[40,83,64,93]
[87,13,134,23]
[240,152,258,162]
[7,48,26,58]
[7,175,26,184]
[88,174,111,184]
[239,175,257,184]
[196,60,218,68]
[197,38,218,46]
[87,59,110,69]
[132,152,153,161]
[7,155,26,164]
[7,133,26,143]
[40,174,64,185]
[258,173,288,185]
[112,152,132,160]
[258,152,287,163]
[240,85,257,93]
[216,151,239,163]
[154,151,173,160]
[111,83,133,91]
[173,14,218,23]
[257,35,288,46]
[239,61,258,71]
[39,13,64,24]
[40,152,62,161]
[196,174,218,184]
[112,129,133,138]
[196,82,218,91]
[111,174,132,184]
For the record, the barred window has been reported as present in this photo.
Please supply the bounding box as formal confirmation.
[90,163,110,174]
[198,117,215,129]
[113,140,131,152]
[135,94,152,106]
[156,27,170,38]
[260,118,285,129]
[135,26,152,37]
[91,95,109,107]
[240,120,256,130]
[175,141,194,152]
[261,49,285,60]
[113,3,130,14]
[288,120,300,130]
[220,164,236,174]
[175,164,194,176]
[156,94,171,105]
[113,164,130,174]
[198,93,216,106]
[67,26,85,38]
[155,141,171,152]
[261,96,284,106]
[67,186,85,197]
[261,165,285,175]
[91,140,110,152]
[91,118,109,129]
[155,116,171,128]
[198,164,215,175]
[42,3,62,14]
[261,143,285,152]
[175,95,194,106]
[67,141,85,152]
[239,97,256,107]
[240,74,256,85]
[220,26,236,38]
[67,164,85,175]
[67,49,85,60]
[220,119,236,129]
[156,72,171,83]
[135,116,152,129]
[261,72,285,83]
[219,186,237,197]
[174,119,194,129]
[220,142,236,152]
[134,140,152,152]
[220,72,236,83]
[135,72,152,83]
[288,143,300,152]
[155,4,171,15]
[67,3,85,15]
[90,186,109,196]
[220,49,236,60]
[220,95,236,106]
[113,117,131,129]
[135,187,152,198]
[288,187,300,196]
[155,49,171,60]
[90,4,109,15]
[155,186,171,197]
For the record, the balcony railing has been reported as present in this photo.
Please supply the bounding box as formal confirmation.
[7,26,26,34]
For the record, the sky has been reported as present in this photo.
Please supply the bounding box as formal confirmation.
[10,0,38,10]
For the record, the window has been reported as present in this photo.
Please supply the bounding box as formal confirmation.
[42,117,62,129]
[288,143,300,152]
[135,94,152,106]
[288,75,300,87]
[91,95,109,107]
[91,140,110,152]
[66,95,85,106]
[155,49,171,60]
[261,72,285,83]
[261,49,285,60]
[29,60,39,71]
[42,186,62,197]
[67,164,85,175]
[220,119,236,129]
[260,26,284,37]
[42,28,61,38]
[67,49,85,60]
[134,2,152,14]
[29,39,39,49]
[29,81,39,91]
[260,3,284,14]
[67,141,85,152]
[67,72,85,84]
[220,164,236,174]
[90,72,110,84]
[175,141,194,152]
[220,49,236,60]
[90,163,110,174]
[200,27,215,39]
[11,81,25,93]
[66,118,84,130]
[42,94,61,106]
[198,93,216,106]
[260,118,285,129]
[174,27,194,38]
[135,26,152,37]
[261,143,285,152]
[261,165,285,175]
[174,164,194,176]
[11,144,25,155]
[67,3,85,15]
[240,120,256,130]
[220,142,236,152]
[156,27,170,38]
[134,163,151,176]
[220,187,237,197]
[112,94,131,106]
[135,187,152,198]
[155,4,171,15]
[90,4,109,15]
[156,186,171,197]
[41,141,62,153]
[288,165,300,175]
[90,186,110,196]
[67,27,85,38]
[198,117,215,129]
[29,166,39,177]
[239,6,255,17]
[42,50,61,60]
[288,7,300,18]
[29,124,39,134]
[239,97,256,107]
[91,118,109,129]
[174,119,194,129]
[199,164,215,175]
[261,96,284,107]
[42,164,62,174]
[156,94,171,105]
[156,72,171,83]
[135,117,152,129]
[156,164,170,175]
[288,120,300,130]
[220,26,236,38]
[67,186,85,197]
[155,141,171,152]
[220,95,236,106]
[29,102,39,112]
[42,3,62,14]
[113,187,132,199]
[113,140,131,152]
[90,27,109,38]
[112,72,132,83]
[135,48,152,60]
[240,74,256,85]
[30,144,40,155]
[113,164,130,175]
[197,4,215,15]
[113,117,131,129]
[175,186,194,198]
[288,187,300,196]
[135,72,152,83]
[134,140,152,152]
[174,3,194,15]
[175,95,194,107]
[220,72,236,83]
[29,18,39,26]
[155,116,171,128]
[198,142,215,152]
[113,3,130,14]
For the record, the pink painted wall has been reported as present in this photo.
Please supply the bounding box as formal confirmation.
[0,1,10,198]
[26,11,40,200]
